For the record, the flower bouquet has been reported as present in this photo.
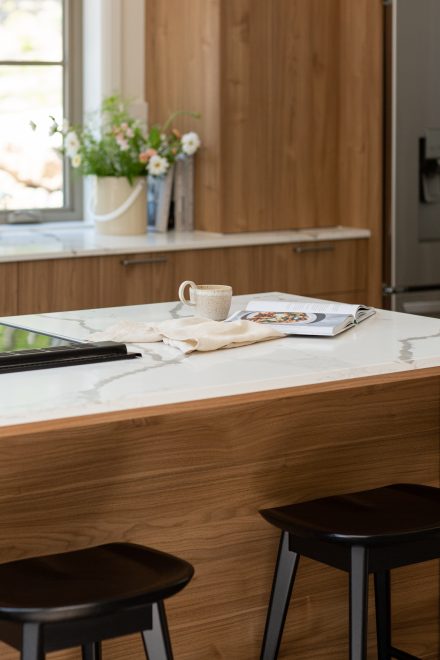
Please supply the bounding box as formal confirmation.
[49,95,201,235]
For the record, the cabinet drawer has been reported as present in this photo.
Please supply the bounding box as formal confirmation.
[0,263,18,316]
[99,253,176,307]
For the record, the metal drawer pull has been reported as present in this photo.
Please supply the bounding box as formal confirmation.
[293,245,335,254]
[121,256,168,266]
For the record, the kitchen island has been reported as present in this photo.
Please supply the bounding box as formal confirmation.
[0,293,439,659]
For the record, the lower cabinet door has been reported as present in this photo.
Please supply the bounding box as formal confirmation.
[288,239,368,295]
[99,253,176,307]
[259,239,368,297]
[12,238,370,315]
[18,258,101,314]
[0,263,18,316]
[173,246,264,296]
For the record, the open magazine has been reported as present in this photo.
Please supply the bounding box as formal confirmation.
[227,299,376,337]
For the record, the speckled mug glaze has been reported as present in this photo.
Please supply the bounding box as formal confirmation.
[178,281,233,321]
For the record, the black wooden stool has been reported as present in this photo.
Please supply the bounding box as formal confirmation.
[0,542,194,659]
[259,483,440,660]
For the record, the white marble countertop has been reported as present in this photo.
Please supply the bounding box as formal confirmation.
[0,292,439,429]
[0,224,370,262]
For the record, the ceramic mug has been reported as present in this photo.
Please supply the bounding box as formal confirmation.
[178,281,233,321]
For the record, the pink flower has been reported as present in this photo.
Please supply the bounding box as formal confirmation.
[115,134,129,151]
[139,148,157,163]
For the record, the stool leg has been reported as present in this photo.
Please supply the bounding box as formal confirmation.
[260,531,300,660]
[349,545,369,660]
[374,571,391,660]
[21,623,44,660]
[141,601,173,660]
[82,642,102,660]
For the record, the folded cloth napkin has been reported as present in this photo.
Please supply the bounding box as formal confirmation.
[89,316,285,354]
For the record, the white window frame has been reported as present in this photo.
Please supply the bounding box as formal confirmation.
[0,0,83,224]
[0,0,146,225]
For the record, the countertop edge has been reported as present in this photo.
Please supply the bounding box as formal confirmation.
[0,226,371,263]
[1,364,438,437]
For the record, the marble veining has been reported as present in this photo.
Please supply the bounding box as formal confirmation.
[0,224,370,263]
[0,292,439,429]
[397,327,440,363]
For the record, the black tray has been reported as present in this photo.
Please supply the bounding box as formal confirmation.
[0,322,141,373]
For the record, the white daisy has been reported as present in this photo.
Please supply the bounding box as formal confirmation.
[148,155,169,176]
[181,132,201,156]
[71,153,82,168]
[65,131,80,157]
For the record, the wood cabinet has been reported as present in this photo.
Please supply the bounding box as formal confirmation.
[99,253,176,308]
[0,264,18,316]
[145,0,383,305]
[173,246,263,296]
[17,258,100,315]
[98,239,367,308]
[145,0,382,233]
[258,239,368,296]
[9,238,368,315]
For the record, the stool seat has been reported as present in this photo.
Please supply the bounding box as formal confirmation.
[0,542,193,623]
[260,483,440,545]
[259,483,440,659]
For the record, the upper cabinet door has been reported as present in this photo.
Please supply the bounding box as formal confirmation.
[145,0,383,236]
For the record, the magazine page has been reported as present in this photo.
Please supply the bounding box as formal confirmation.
[245,300,375,322]
[227,309,354,336]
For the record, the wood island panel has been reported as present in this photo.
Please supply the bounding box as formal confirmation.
[0,369,438,659]
[0,263,18,316]
[17,258,100,315]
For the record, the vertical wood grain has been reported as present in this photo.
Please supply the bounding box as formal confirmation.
[99,253,176,306]
[337,0,383,307]
[271,0,340,230]
[220,0,272,232]
[17,258,100,314]
[145,0,222,232]
[0,263,18,316]
[0,373,437,658]
[173,246,265,295]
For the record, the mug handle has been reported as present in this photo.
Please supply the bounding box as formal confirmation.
[178,280,197,306]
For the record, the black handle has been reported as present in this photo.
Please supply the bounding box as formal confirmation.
[121,256,168,266]
[293,245,335,254]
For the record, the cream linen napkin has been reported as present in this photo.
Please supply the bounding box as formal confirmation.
[89,316,285,354]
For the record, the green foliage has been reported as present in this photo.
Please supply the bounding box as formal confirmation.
[49,95,201,182]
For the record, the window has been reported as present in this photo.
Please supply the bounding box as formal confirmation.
[0,0,82,222]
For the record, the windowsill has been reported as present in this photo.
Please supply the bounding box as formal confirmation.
[0,220,94,232]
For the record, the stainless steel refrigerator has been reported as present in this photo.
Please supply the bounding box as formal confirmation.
[383,0,440,316]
